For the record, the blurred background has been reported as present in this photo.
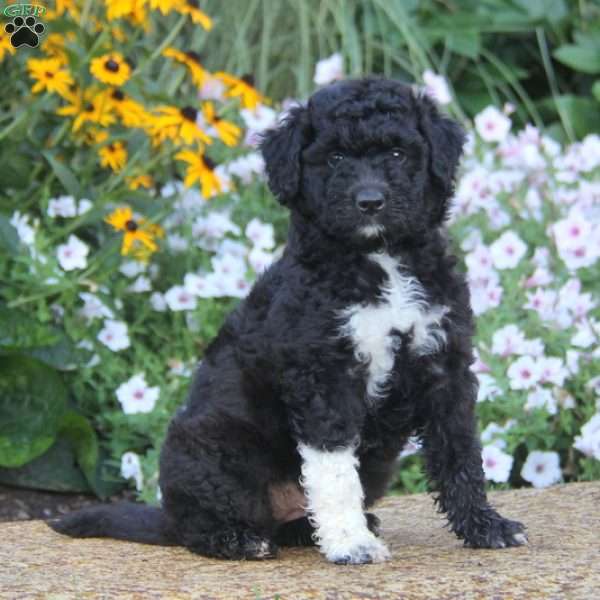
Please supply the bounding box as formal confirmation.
[1,0,599,521]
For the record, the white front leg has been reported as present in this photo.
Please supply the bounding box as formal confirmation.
[298,443,390,564]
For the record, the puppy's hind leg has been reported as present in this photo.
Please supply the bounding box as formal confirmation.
[160,419,280,560]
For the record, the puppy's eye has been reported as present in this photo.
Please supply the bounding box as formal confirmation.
[327,152,345,167]
[390,148,406,163]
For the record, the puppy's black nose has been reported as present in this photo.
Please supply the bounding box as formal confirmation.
[356,189,385,214]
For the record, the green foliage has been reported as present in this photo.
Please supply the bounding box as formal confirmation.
[204,0,600,140]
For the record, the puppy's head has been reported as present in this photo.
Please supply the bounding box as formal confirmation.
[260,78,464,247]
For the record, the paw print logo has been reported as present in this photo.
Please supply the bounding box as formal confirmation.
[4,15,45,48]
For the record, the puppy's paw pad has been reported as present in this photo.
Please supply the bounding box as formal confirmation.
[466,517,527,550]
[511,532,528,546]
[328,538,391,565]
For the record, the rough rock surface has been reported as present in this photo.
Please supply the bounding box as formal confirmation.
[1,482,598,599]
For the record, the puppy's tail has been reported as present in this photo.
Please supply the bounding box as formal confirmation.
[47,502,178,546]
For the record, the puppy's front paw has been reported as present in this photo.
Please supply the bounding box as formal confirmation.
[327,535,391,565]
[465,516,528,549]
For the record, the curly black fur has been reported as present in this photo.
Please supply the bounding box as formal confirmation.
[49,78,526,562]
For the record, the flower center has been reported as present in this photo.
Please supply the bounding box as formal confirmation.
[125,220,138,232]
[105,59,120,72]
[241,73,255,87]
[535,464,545,473]
[45,71,54,78]
[185,50,202,64]
[133,389,145,400]
[112,89,125,101]
[181,106,198,122]
[187,0,199,6]
[85,103,94,113]
[202,155,216,170]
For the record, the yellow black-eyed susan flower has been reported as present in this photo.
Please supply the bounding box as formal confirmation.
[163,47,208,86]
[1,31,16,62]
[99,141,128,172]
[90,52,131,86]
[175,149,223,198]
[41,33,71,65]
[214,72,265,110]
[57,88,116,131]
[175,0,212,30]
[27,57,74,98]
[151,105,212,146]
[127,174,154,190]
[107,89,149,127]
[105,206,164,259]
[149,0,180,15]
[202,102,241,147]
[45,0,80,21]
[82,127,110,145]
[104,0,135,21]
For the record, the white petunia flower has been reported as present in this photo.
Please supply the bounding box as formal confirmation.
[121,452,144,491]
[97,319,130,352]
[184,273,221,298]
[116,373,159,415]
[520,451,562,488]
[525,387,558,415]
[48,195,77,218]
[127,275,152,293]
[422,69,452,105]
[507,355,542,390]
[245,218,275,250]
[240,105,277,133]
[79,292,114,322]
[573,414,600,460]
[10,211,36,245]
[119,260,146,278]
[491,324,526,357]
[490,230,527,269]
[78,198,93,215]
[474,106,512,143]
[476,373,502,403]
[537,356,568,387]
[164,285,198,311]
[314,53,344,86]
[248,247,275,274]
[212,253,247,278]
[225,152,265,184]
[482,445,513,483]
[150,292,167,312]
[57,235,89,271]
[481,421,514,449]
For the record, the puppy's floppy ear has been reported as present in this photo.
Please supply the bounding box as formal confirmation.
[260,105,311,206]
[417,94,465,202]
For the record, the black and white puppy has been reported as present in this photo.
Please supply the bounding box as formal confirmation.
[50,78,527,564]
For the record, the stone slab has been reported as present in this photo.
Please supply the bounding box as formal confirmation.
[1,482,598,599]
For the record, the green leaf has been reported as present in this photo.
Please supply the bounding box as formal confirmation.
[0,355,68,467]
[26,333,81,371]
[0,437,91,493]
[42,151,82,198]
[593,80,600,103]
[0,308,59,350]
[538,94,600,138]
[446,30,481,59]
[0,214,19,255]
[58,411,99,491]
[553,45,600,74]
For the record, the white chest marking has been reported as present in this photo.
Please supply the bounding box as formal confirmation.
[339,252,448,398]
